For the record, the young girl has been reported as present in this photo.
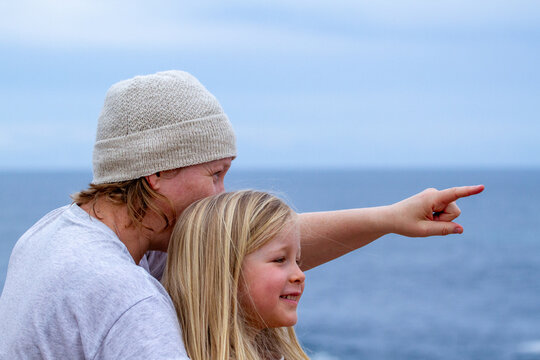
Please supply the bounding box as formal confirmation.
[162,190,309,360]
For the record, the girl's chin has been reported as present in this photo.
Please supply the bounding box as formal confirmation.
[266,316,298,329]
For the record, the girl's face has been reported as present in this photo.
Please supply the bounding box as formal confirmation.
[239,220,305,329]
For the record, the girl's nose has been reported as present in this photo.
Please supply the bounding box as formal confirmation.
[290,263,306,284]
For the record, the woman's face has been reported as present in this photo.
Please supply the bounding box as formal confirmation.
[239,221,305,329]
[147,157,232,251]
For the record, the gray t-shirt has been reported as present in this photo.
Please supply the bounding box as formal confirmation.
[0,204,188,359]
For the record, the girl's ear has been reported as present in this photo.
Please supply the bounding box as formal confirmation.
[145,173,161,190]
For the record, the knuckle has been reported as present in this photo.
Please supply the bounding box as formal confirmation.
[419,223,431,237]
[421,188,438,198]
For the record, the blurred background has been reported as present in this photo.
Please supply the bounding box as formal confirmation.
[1,1,539,359]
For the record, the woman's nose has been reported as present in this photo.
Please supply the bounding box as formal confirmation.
[214,180,225,194]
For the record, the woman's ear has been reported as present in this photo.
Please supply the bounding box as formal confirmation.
[145,173,160,190]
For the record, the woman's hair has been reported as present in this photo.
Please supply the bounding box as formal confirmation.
[162,190,309,360]
[71,177,173,231]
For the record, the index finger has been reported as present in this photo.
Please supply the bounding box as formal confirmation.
[436,185,485,206]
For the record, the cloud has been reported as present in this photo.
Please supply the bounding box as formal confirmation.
[0,0,357,53]
[1,0,538,169]
[2,0,538,52]
[254,0,540,27]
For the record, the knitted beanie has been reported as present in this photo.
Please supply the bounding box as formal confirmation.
[92,70,237,184]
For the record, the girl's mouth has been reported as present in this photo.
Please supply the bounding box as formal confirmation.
[279,293,301,302]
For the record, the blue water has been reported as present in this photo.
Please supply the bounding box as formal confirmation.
[1,169,539,360]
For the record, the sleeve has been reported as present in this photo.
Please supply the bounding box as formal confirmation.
[94,295,189,360]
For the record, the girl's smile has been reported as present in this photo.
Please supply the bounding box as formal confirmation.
[280,292,302,304]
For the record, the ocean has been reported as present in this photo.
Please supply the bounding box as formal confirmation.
[1,169,539,360]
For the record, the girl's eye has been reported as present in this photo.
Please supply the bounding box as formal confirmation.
[296,259,301,266]
[273,257,285,263]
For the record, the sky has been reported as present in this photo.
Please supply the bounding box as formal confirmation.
[1,0,539,170]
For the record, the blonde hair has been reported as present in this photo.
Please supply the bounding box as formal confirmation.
[162,190,309,360]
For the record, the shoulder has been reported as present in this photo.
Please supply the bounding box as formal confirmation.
[11,202,173,323]
[94,294,189,359]
[13,204,117,256]
[52,237,181,357]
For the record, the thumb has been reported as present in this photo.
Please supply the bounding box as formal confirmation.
[422,221,463,236]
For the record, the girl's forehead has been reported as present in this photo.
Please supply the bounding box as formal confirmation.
[265,222,300,249]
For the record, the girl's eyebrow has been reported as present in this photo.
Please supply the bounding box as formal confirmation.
[267,243,299,255]
[263,245,288,255]
[266,246,286,253]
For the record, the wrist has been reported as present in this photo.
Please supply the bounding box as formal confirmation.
[375,204,397,235]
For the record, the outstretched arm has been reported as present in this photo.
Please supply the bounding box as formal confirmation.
[299,185,484,270]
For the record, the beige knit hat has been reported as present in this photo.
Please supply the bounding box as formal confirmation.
[92,70,237,184]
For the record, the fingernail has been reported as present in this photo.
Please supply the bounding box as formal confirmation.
[454,227,463,234]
